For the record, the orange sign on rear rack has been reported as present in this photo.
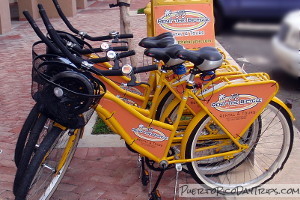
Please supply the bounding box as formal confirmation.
[152,0,215,49]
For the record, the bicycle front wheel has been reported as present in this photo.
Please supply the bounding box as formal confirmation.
[14,103,40,167]
[13,114,50,195]
[185,101,294,192]
[14,126,81,200]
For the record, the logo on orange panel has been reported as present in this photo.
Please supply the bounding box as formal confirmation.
[132,125,169,142]
[157,10,210,32]
[120,85,143,96]
[116,96,140,107]
[211,94,263,112]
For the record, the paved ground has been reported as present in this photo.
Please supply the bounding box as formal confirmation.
[0,1,299,200]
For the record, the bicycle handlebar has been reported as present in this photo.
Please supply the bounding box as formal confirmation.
[52,0,133,41]
[23,11,61,55]
[88,50,136,63]
[90,64,158,77]
[24,11,129,57]
[109,46,129,51]
[78,46,129,54]
[134,64,158,74]
[38,4,158,76]
[26,5,131,65]
[38,4,82,63]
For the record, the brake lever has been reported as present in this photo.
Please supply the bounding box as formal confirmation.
[112,40,128,44]
[126,73,150,87]
[111,59,121,70]
[127,81,150,87]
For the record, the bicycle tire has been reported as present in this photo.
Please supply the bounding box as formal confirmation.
[14,126,80,200]
[192,116,262,175]
[155,91,193,128]
[13,114,48,195]
[14,103,40,167]
[185,101,294,192]
[155,90,263,175]
[155,90,173,121]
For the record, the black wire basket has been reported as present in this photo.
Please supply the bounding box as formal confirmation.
[32,52,106,129]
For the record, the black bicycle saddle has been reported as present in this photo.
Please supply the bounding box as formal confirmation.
[177,47,223,71]
[139,32,175,48]
[144,44,184,66]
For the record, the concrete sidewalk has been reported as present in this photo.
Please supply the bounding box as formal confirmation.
[0,0,299,200]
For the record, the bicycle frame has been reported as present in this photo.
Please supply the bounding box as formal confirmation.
[96,63,244,134]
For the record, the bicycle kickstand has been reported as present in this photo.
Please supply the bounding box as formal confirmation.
[139,156,150,186]
[173,163,183,200]
[148,168,166,200]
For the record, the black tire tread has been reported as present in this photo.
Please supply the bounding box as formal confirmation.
[13,114,48,195]
[14,126,62,199]
[14,103,40,167]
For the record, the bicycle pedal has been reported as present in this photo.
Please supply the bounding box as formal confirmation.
[166,117,173,124]
[141,170,150,186]
[149,190,161,200]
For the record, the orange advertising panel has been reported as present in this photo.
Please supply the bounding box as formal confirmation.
[195,82,278,138]
[153,3,215,49]
[101,83,144,106]
[101,98,172,159]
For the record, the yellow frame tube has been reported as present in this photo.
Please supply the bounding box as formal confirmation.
[96,104,174,163]
[56,129,80,172]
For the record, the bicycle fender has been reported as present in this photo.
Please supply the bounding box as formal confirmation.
[180,110,207,159]
[272,97,295,120]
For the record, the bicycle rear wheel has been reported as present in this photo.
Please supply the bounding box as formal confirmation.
[194,116,261,175]
[14,126,81,200]
[156,91,262,175]
[185,101,293,192]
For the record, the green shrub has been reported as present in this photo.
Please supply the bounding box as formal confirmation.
[92,117,114,135]
[137,7,145,14]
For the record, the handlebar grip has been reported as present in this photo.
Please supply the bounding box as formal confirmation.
[78,47,103,54]
[53,0,111,41]
[85,33,133,41]
[117,50,135,59]
[133,65,158,74]
[52,0,133,42]
[90,67,123,76]
[111,46,128,51]
[23,11,60,55]
[52,0,79,34]
[38,4,83,66]
[88,56,110,63]
[84,35,112,41]
[118,34,134,39]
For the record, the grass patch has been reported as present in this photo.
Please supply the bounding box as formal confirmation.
[92,117,114,135]
[137,7,145,14]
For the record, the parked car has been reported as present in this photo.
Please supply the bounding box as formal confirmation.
[214,0,300,34]
[272,10,300,78]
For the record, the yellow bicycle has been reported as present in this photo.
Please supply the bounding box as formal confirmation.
[13,5,294,200]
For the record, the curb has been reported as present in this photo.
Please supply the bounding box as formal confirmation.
[78,112,125,148]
